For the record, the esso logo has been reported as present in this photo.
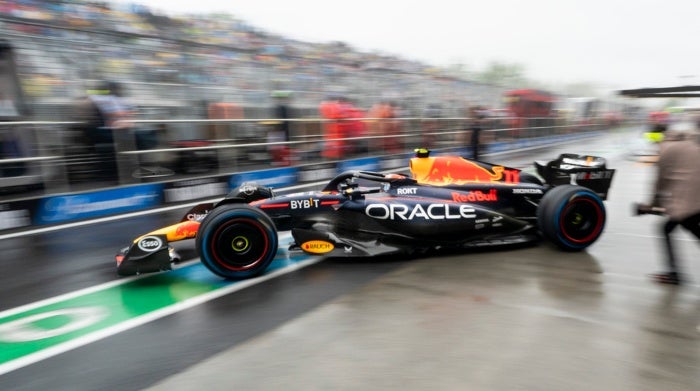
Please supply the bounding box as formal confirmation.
[137,236,163,252]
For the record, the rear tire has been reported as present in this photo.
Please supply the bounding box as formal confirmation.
[537,185,606,251]
[196,204,278,279]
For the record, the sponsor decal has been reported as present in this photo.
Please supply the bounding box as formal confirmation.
[239,183,258,195]
[173,221,200,240]
[397,187,418,195]
[290,198,320,209]
[491,215,504,227]
[186,213,208,221]
[302,240,334,254]
[137,236,163,252]
[344,246,353,253]
[575,171,614,180]
[451,189,498,202]
[366,203,476,220]
[512,188,543,195]
[503,169,520,183]
[35,185,162,224]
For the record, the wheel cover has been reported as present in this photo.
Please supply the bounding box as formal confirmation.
[231,236,250,252]
[559,197,604,244]
[209,217,271,271]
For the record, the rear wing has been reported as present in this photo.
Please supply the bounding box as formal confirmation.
[535,154,615,199]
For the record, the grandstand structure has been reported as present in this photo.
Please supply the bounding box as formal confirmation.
[0,1,506,120]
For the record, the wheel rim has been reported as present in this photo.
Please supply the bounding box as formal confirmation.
[231,236,250,252]
[559,197,604,244]
[209,218,271,271]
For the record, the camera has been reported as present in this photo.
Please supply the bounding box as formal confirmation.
[633,202,666,216]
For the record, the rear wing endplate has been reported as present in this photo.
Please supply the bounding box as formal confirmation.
[535,154,615,199]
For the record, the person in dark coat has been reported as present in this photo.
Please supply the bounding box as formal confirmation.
[71,81,133,182]
[645,124,700,285]
[269,90,293,166]
[469,106,485,160]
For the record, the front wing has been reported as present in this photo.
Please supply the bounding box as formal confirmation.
[116,203,211,275]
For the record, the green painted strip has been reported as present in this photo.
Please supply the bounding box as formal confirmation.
[0,273,219,362]
[0,244,316,372]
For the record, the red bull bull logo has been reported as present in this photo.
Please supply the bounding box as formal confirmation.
[170,221,200,241]
[410,156,520,185]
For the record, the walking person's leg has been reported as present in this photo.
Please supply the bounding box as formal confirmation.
[652,219,682,284]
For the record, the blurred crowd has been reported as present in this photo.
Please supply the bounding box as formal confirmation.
[0,0,498,113]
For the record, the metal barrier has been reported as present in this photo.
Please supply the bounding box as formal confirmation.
[0,120,80,195]
[0,115,624,199]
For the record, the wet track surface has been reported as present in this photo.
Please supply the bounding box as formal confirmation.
[1,128,699,390]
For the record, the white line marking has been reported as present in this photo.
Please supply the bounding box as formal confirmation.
[0,250,319,376]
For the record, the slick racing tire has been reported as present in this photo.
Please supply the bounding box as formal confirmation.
[537,185,606,251]
[196,204,278,279]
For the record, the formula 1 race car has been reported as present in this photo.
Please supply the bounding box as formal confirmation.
[116,150,615,279]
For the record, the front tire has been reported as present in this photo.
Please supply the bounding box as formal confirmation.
[196,204,278,279]
[537,185,606,251]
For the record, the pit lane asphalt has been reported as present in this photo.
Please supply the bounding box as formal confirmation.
[2,128,699,390]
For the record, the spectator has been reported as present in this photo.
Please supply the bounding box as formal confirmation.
[368,101,400,154]
[71,81,133,183]
[385,101,403,153]
[346,100,368,154]
[319,96,349,160]
[268,90,293,166]
[646,122,700,285]
[335,97,366,155]
[0,127,26,177]
[468,105,485,160]
[421,103,442,149]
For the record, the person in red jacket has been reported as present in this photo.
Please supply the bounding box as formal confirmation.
[319,96,350,160]
[347,103,368,154]
[368,101,400,154]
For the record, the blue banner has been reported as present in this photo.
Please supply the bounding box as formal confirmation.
[336,157,381,173]
[34,184,163,225]
[229,167,298,190]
